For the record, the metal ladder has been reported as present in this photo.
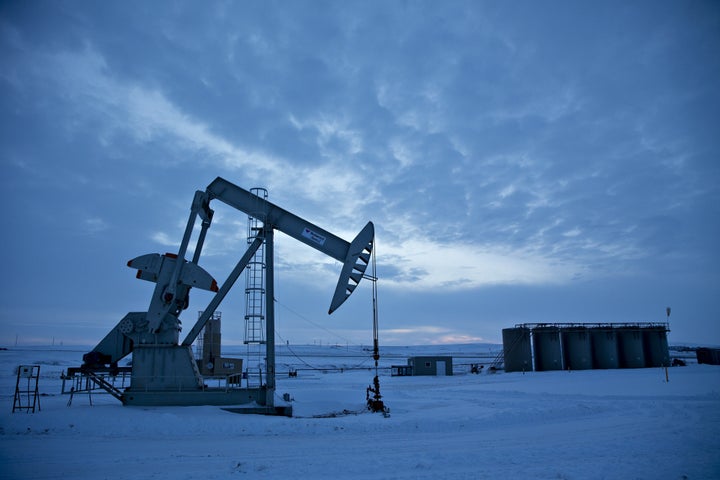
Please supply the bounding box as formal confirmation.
[244,187,268,387]
[13,365,41,413]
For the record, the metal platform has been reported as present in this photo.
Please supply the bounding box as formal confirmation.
[222,405,292,417]
[62,367,289,413]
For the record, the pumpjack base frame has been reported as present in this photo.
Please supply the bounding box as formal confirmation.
[222,405,293,417]
[122,387,271,407]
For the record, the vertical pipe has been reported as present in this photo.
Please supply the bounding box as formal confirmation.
[191,219,211,264]
[265,228,275,407]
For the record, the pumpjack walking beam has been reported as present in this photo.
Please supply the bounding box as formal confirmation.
[205,177,374,312]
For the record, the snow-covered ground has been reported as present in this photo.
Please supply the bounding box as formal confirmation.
[1,344,718,479]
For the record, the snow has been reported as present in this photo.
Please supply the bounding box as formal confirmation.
[1,344,719,479]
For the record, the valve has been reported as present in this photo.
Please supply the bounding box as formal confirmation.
[366,375,389,416]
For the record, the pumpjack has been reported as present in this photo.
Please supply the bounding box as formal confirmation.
[74,177,374,415]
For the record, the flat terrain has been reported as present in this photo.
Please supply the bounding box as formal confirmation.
[1,345,718,479]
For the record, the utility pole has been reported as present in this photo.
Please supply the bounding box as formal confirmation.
[665,307,671,382]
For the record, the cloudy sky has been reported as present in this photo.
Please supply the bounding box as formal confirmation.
[1,1,718,348]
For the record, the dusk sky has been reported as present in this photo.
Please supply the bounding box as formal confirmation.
[2,1,718,347]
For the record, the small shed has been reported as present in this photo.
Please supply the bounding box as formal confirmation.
[696,348,720,365]
[407,356,453,376]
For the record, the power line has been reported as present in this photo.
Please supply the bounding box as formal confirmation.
[274,297,358,346]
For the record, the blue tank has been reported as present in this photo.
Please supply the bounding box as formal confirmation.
[590,327,620,369]
[532,327,562,371]
[502,327,532,372]
[618,327,645,368]
[642,326,670,367]
[561,327,592,370]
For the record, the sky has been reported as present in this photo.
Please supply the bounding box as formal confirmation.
[1,1,719,348]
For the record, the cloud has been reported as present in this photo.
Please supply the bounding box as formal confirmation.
[380,326,487,345]
[380,236,581,291]
[430,334,487,345]
[40,46,287,180]
[3,1,718,347]
[23,31,686,293]
[82,217,109,235]
[21,41,379,226]
[151,231,179,248]
[288,113,364,157]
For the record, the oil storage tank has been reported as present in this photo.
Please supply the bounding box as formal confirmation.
[643,326,670,367]
[561,327,592,370]
[590,327,620,369]
[618,327,645,368]
[502,327,532,372]
[532,326,563,371]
